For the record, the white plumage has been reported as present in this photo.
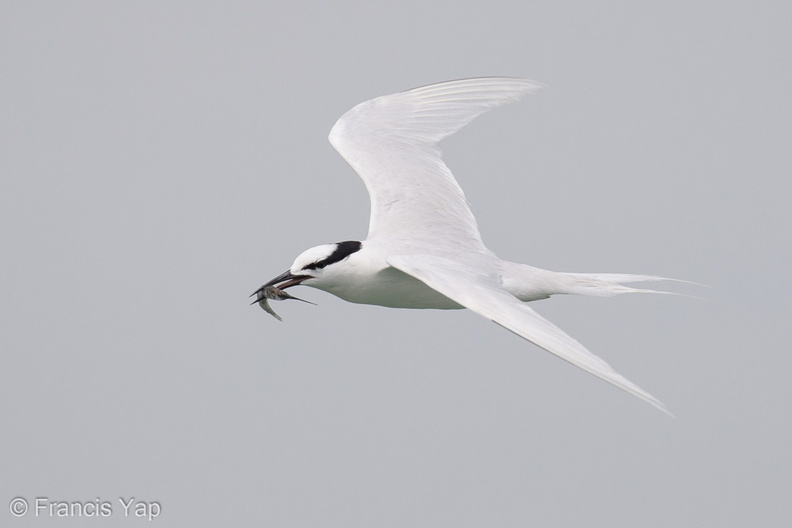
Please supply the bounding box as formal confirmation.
[254,77,676,414]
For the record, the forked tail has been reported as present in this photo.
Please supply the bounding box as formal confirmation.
[556,272,678,297]
[501,263,684,301]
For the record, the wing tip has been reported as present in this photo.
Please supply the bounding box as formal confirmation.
[405,76,546,99]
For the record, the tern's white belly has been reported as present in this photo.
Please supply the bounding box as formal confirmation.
[315,265,463,309]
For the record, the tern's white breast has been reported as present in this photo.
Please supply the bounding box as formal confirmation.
[317,265,463,309]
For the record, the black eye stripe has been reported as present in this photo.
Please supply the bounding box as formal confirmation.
[303,241,362,271]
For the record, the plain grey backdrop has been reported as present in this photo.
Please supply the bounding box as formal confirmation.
[2,1,790,526]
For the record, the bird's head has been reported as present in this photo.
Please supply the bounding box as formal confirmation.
[252,240,363,302]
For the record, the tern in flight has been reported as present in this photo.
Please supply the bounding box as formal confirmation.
[253,77,676,413]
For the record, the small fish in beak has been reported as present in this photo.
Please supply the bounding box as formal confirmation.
[251,272,314,321]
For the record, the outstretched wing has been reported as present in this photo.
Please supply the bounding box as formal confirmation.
[328,77,543,249]
[387,254,670,415]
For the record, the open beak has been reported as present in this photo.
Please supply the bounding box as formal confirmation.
[251,270,309,298]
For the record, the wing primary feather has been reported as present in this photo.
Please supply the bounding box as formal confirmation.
[388,254,672,416]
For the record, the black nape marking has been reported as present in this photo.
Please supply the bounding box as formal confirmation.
[303,240,362,270]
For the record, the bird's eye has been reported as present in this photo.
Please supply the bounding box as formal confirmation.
[302,260,326,271]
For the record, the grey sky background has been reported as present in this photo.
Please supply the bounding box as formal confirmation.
[2,2,790,526]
